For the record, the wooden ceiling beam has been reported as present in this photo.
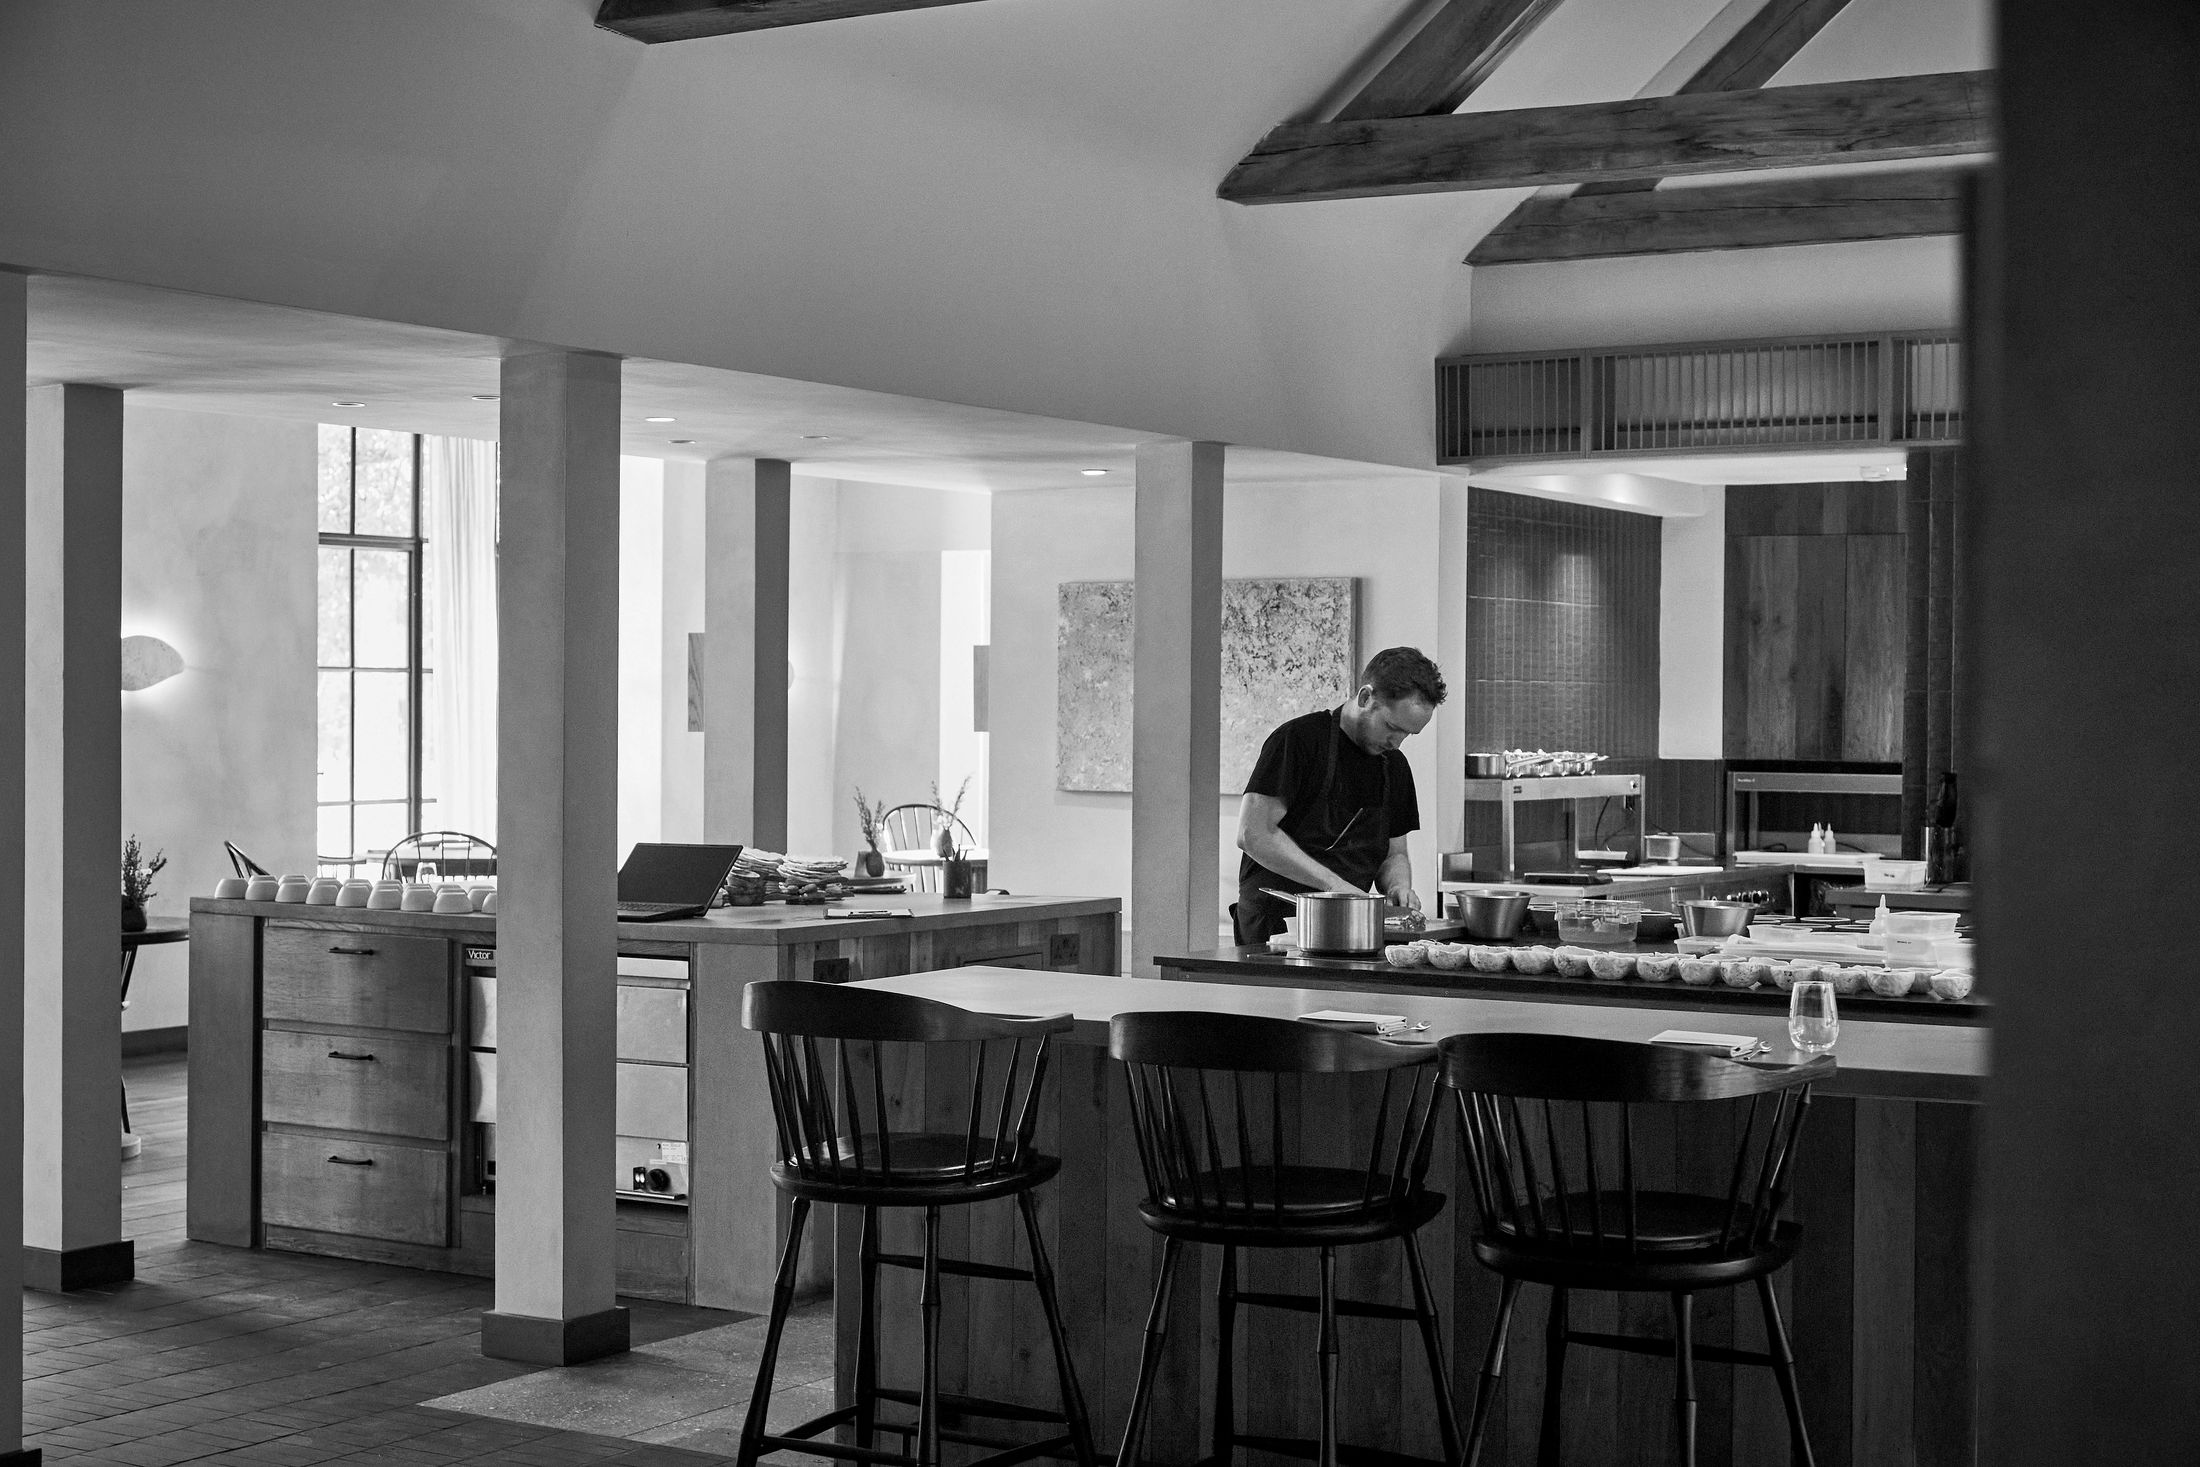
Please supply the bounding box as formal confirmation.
[1573,0,1855,199]
[595,0,983,42]
[1465,167,1970,264]
[1334,0,1570,121]
[1219,70,1993,204]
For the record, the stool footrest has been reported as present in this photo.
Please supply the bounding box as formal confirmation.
[1231,1431,1453,1467]
[1565,1327,1779,1369]
[870,1384,1071,1428]
[874,1251,1036,1284]
[1234,1288,1424,1323]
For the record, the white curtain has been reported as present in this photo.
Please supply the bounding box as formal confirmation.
[423,436,499,841]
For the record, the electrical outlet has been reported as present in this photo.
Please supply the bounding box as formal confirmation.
[1047,934,1081,970]
[813,956,852,984]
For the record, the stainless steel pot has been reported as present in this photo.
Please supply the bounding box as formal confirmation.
[1679,900,1755,938]
[1465,752,1505,778]
[1448,888,1532,940]
[1265,889,1385,954]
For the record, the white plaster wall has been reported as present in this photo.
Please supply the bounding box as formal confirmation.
[989,477,1449,931]
[617,456,664,859]
[658,460,706,842]
[1659,488,1727,760]
[786,478,842,857]
[120,405,316,1031]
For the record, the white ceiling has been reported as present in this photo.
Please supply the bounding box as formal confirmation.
[24,271,1435,497]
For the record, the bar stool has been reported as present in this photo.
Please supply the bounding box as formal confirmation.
[738,980,1097,1467]
[1109,1011,1460,1467]
[1438,1033,1833,1467]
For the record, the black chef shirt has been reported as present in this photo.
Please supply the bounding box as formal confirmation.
[1236,708,1421,888]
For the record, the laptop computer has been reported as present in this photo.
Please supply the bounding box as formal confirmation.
[616,842,744,922]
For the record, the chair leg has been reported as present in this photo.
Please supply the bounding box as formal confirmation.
[1670,1292,1697,1467]
[1113,1237,1183,1467]
[1462,1276,1521,1467]
[1756,1276,1817,1467]
[1016,1188,1097,1467]
[1213,1245,1239,1467]
[853,1206,881,1451]
[1402,1230,1464,1467]
[1317,1246,1340,1467]
[920,1205,943,1467]
[736,1196,811,1467]
[1536,1287,1568,1467]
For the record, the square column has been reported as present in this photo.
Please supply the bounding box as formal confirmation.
[22,381,128,1293]
[1130,440,1224,976]
[702,457,790,852]
[483,348,626,1365]
[1,273,33,1456]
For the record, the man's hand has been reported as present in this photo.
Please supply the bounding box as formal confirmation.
[1386,883,1422,913]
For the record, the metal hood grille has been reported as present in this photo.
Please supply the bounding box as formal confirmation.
[1438,330,1961,465]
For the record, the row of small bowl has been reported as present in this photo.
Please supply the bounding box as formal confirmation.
[216,874,497,913]
[1385,940,1973,1000]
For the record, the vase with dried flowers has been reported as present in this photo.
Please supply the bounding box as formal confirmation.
[851,787,887,878]
[930,775,971,858]
[121,834,166,934]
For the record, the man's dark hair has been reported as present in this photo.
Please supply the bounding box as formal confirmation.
[1360,646,1446,706]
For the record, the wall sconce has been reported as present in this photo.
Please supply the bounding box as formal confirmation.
[120,635,184,692]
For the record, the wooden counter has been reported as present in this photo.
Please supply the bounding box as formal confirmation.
[186,893,1118,1313]
[837,967,1982,1466]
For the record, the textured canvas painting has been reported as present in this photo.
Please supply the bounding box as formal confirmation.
[1056,577,1358,793]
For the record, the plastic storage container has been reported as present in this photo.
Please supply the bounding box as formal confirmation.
[1861,856,1928,890]
[1555,900,1642,946]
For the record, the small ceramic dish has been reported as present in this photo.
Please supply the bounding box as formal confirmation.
[212,876,249,899]
[1428,943,1471,971]
[1678,958,1722,986]
[1551,947,1595,979]
[1720,958,1772,989]
[1586,951,1635,981]
[1509,946,1556,974]
[335,881,372,908]
[1867,966,1914,998]
[1825,965,1869,995]
[1927,970,1974,1000]
[1469,946,1514,973]
[1385,944,1423,968]
[1634,953,1679,983]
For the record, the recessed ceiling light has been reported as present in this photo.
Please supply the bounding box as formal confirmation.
[1080,468,1108,477]
[799,434,835,441]
[644,415,676,424]
[470,394,499,402]
[331,400,365,408]
[669,439,695,445]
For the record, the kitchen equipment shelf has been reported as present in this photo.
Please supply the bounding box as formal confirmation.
[1465,772,1645,881]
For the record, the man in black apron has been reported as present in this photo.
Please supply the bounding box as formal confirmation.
[1234,647,1448,946]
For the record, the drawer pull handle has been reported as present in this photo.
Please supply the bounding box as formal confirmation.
[326,1155,375,1167]
[328,945,378,956]
[327,1050,377,1062]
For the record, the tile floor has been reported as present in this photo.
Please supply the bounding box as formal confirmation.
[21,1055,833,1466]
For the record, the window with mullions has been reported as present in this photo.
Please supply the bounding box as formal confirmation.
[317,426,434,870]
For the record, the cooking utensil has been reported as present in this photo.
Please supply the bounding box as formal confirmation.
[1465,753,1505,778]
[1263,889,1385,955]
[1448,888,1531,940]
[1680,900,1755,938]
[1634,909,1679,942]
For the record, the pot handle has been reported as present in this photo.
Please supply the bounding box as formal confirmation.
[1261,888,1305,904]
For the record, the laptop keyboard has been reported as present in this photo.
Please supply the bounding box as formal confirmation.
[616,901,693,917]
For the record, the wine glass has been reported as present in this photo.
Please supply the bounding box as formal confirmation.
[1788,980,1839,1054]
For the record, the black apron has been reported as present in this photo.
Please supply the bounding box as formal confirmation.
[1234,710,1393,946]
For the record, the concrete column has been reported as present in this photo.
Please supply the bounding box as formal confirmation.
[0,273,32,1454]
[702,458,790,852]
[1130,440,1224,977]
[483,348,625,1365]
[1429,476,1473,898]
[21,381,128,1294]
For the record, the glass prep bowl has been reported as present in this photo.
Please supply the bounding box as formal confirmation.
[1554,899,1643,946]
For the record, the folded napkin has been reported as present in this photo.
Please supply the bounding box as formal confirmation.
[1651,1030,1768,1059]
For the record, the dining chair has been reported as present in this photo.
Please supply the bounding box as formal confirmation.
[381,830,498,882]
[1439,1032,1834,1467]
[879,804,975,893]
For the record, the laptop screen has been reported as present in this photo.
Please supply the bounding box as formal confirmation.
[616,843,744,905]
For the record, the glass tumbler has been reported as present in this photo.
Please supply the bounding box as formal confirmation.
[1788,979,1839,1054]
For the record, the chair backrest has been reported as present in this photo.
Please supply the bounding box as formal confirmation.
[382,830,498,881]
[1439,1032,1834,1258]
[742,980,1072,1188]
[880,803,974,852]
[224,840,269,878]
[1108,1011,1443,1224]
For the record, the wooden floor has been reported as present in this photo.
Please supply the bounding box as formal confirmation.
[23,1055,750,1466]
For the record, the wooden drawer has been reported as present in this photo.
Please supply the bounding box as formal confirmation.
[261,1028,449,1142]
[261,1131,450,1246]
[263,925,451,1034]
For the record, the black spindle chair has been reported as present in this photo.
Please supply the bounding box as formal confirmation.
[1438,1033,1835,1467]
[740,980,1096,1467]
[1109,1012,1460,1467]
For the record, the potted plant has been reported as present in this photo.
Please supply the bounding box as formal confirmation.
[930,775,970,858]
[851,788,887,878]
[120,834,166,933]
